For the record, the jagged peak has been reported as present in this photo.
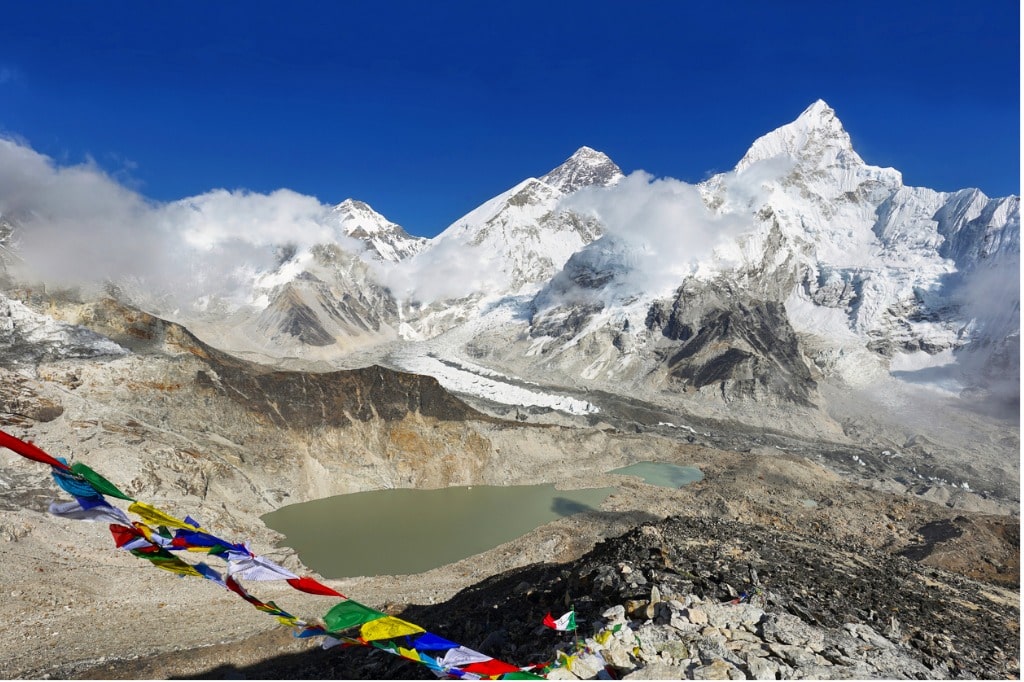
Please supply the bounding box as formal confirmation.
[330,197,401,235]
[541,146,624,194]
[568,145,607,160]
[736,99,863,172]
[332,197,382,217]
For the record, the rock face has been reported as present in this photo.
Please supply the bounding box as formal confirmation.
[540,146,624,194]
[369,516,1018,680]
[250,244,403,353]
[195,357,486,429]
[73,297,486,429]
[646,281,816,406]
[0,293,127,365]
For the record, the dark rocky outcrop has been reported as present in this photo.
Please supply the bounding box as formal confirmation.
[649,282,817,406]
[75,298,491,429]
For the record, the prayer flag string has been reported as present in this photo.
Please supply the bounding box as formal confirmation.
[1,429,545,680]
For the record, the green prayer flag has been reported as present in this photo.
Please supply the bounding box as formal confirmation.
[70,462,135,501]
[324,600,386,633]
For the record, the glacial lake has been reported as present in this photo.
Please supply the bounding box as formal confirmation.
[262,484,614,578]
[609,461,704,488]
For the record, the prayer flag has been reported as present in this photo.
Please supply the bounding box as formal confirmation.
[69,462,135,501]
[294,625,327,639]
[136,549,204,577]
[543,610,576,631]
[461,659,521,676]
[52,467,103,499]
[49,499,131,526]
[0,429,70,470]
[171,529,245,554]
[324,600,387,633]
[440,646,493,668]
[135,523,175,548]
[411,632,460,651]
[194,562,227,588]
[226,553,298,581]
[286,576,345,598]
[360,615,425,641]
[110,523,152,551]
[128,501,201,531]
[73,494,109,510]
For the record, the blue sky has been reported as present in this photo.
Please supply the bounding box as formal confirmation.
[0,1,1019,238]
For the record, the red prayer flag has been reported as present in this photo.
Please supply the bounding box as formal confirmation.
[461,659,521,676]
[287,576,346,598]
[0,429,70,470]
[109,524,144,548]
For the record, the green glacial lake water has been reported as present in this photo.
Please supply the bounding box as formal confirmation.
[609,461,704,488]
[262,484,614,578]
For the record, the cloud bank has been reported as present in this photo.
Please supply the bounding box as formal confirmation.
[555,170,755,300]
[0,137,354,311]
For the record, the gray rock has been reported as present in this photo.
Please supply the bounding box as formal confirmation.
[692,659,744,680]
[633,624,681,662]
[623,661,688,680]
[602,604,627,624]
[569,652,607,680]
[861,648,934,678]
[604,642,636,671]
[669,614,699,633]
[724,627,761,644]
[767,642,821,668]
[746,654,781,680]
[653,601,675,625]
[761,613,825,651]
[842,623,894,650]
[686,607,709,625]
[696,632,730,662]
[655,640,691,663]
[704,603,765,629]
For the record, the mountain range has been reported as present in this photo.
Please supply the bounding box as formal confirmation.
[1,101,1018,430]
[90,100,1013,423]
[0,99,1019,679]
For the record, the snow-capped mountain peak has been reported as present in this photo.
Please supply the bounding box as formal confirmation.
[327,198,426,262]
[736,99,866,173]
[540,146,624,194]
[330,198,395,236]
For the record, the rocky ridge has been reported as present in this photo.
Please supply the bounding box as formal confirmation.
[69,515,1018,680]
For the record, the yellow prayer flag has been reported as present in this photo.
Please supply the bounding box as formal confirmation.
[128,501,202,531]
[398,646,420,661]
[360,616,425,641]
[151,557,203,578]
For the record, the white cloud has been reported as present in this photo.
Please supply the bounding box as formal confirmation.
[556,171,754,299]
[0,136,356,310]
[162,188,332,251]
[379,235,512,305]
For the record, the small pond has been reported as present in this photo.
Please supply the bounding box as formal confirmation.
[609,461,704,488]
[262,484,614,578]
